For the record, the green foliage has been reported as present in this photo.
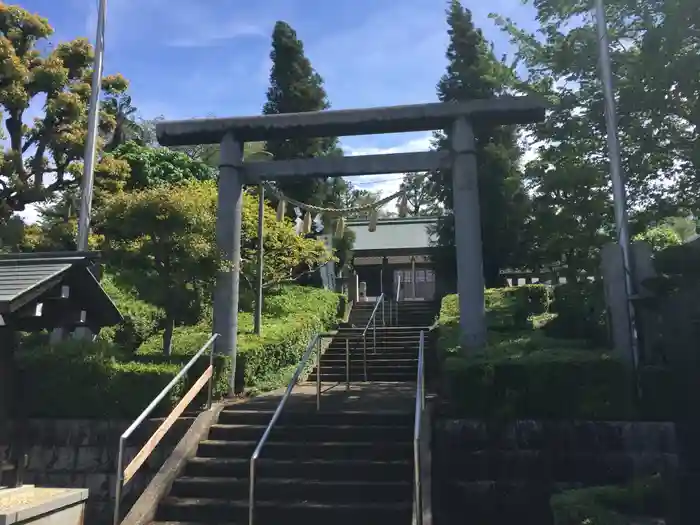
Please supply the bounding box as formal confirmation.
[98,180,222,353]
[441,348,635,420]
[633,225,682,253]
[551,475,667,525]
[543,282,609,346]
[437,292,644,420]
[491,0,700,271]
[136,285,340,395]
[239,193,332,299]
[112,141,216,190]
[429,1,529,288]
[98,273,165,353]
[398,172,436,216]
[485,285,551,330]
[0,3,129,224]
[16,339,183,418]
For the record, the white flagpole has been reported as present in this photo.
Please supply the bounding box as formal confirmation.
[77,0,107,251]
[594,0,640,373]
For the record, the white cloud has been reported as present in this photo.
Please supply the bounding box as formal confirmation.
[341,133,433,198]
[166,22,267,48]
[83,0,269,49]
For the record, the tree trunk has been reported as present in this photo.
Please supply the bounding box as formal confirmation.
[163,316,175,357]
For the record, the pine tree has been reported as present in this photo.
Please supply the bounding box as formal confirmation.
[430,0,528,289]
[263,21,340,208]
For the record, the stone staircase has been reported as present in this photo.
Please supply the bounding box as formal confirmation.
[150,389,415,525]
[147,300,437,525]
[350,300,437,328]
[308,326,422,382]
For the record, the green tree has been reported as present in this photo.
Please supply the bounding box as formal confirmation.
[97,180,332,354]
[98,181,222,355]
[111,141,216,190]
[399,172,436,216]
[430,0,528,288]
[0,3,129,224]
[491,0,700,272]
[263,21,341,209]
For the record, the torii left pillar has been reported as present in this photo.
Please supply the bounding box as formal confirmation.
[214,133,244,394]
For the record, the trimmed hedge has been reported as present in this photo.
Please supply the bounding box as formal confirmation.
[436,292,671,420]
[550,475,667,525]
[543,281,609,346]
[485,285,550,330]
[16,339,183,418]
[98,274,165,353]
[136,285,340,395]
[15,284,339,418]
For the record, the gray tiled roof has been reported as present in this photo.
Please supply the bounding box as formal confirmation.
[0,253,121,325]
[0,262,72,306]
[347,217,438,252]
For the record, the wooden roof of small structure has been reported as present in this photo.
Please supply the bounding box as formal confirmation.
[0,251,122,330]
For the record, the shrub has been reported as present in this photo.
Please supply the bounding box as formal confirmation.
[98,273,165,353]
[136,285,340,395]
[544,281,609,346]
[441,350,636,420]
[16,339,183,418]
[484,285,550,330]
[263,284,339,326]
[435,294,673,420]
[551,475,667,525]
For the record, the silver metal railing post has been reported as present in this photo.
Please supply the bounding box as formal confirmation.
[316,336,322,411]
[113,437,125,525]
[373,315,377,355]
[206,341,215,409]
[345,338,350,391]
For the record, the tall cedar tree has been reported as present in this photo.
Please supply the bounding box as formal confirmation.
[263,21,340,209]
[430,1,527,289]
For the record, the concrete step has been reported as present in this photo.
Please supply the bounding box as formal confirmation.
[217,409,413,427]
[208,424,412,442]
[170,476,412,503]
[315,361,418,370]
[323,349,418,357]
[156,497,412,525]
[308,372,416,382]
[197,440,413,460]
[319,358,418,366]
[184,457,413,481]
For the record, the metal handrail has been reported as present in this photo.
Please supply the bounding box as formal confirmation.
[413,330,426,525]
[249,332,333,525]
[361,293,385,380]
[395,275,402,325]
[113,333,219,525]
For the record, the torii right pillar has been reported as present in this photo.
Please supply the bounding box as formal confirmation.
[451,117,487,349]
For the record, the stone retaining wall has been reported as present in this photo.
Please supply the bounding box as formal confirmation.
[0,418,193,524]
[432,419,677,524]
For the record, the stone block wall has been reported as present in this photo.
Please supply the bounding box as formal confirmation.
[0,418,193,524]
[432,419,677,524]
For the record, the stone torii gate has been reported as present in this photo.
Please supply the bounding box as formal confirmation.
[156,97,546,391]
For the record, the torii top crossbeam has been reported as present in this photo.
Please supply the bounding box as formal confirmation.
[156,96,545,146]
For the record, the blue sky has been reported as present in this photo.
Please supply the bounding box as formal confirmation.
[18,0,539,198]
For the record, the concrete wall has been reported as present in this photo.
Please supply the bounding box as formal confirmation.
[0,418,191,524]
